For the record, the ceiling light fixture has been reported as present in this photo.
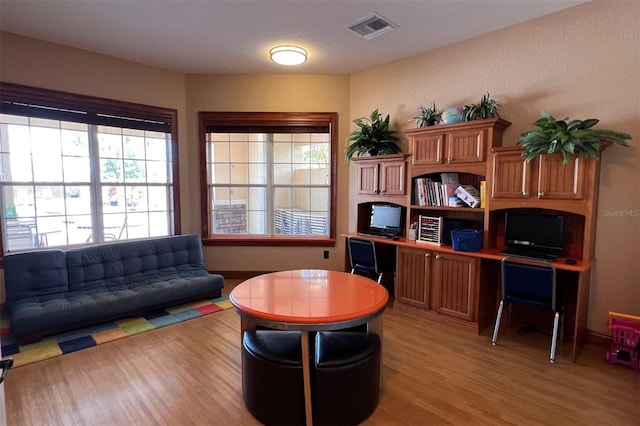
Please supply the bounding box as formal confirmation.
[269,45,307,66]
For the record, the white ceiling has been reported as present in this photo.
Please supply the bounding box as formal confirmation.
[0,0,587,75]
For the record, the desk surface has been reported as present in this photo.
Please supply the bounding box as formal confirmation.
[230,269,389,326]
[343,232,592,272]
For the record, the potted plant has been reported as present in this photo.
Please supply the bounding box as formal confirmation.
[518,110,632,164]
[414,102,441,127]
[345,109,402,161]
[465,92,500,120]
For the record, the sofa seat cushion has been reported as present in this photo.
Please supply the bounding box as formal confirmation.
[8,271,224,336]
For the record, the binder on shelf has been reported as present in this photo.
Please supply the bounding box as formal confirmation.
[480,180,486,208]
[417,215,443,245]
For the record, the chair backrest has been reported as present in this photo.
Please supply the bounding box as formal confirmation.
[501,256,557,311]
[5,223,36,251]
[348,236,379,275]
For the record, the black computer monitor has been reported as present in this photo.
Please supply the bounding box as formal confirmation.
[504,211,565,255]
[370,204,402,234]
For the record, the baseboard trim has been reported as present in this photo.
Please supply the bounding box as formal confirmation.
[213,270,273,280]
[586,330,611,347]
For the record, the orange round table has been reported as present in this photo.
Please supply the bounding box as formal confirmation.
[230,269,389,426]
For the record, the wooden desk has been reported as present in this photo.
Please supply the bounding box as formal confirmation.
[343,232,591,362]
[230,269,389,426]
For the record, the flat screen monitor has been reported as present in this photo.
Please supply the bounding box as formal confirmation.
[504,211,565,255]
[370,204,403,234]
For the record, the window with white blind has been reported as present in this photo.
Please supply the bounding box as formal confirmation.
[0,83,179,254]
[199,112,337,246]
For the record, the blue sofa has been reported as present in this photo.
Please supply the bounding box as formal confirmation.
[3,234,224,344]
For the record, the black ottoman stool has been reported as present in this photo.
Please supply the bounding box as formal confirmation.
[242,330,306,426]
[313,331,381,426]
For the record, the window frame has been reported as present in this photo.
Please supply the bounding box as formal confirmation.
[199,111,337,247]
[0,82,181,256]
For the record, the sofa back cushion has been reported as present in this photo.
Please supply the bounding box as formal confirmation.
[66,234,206,291]
[3,250,69,302]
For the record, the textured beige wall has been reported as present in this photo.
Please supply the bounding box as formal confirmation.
[185,74,351,272]
[349,1,640,333]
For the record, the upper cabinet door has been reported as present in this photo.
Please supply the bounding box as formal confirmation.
[410,133,445,166]
[446,128,484,164]
[379,160,405,195]
[355,161,379,195]
[537,153,586,200]
[491,148,533,199]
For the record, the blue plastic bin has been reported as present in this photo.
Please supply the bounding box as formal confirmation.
[451,229,483,252]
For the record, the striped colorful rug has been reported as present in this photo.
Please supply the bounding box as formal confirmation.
[1,295,233,368]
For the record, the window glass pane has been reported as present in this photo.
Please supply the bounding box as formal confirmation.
[273,138,292,163]
[62,157,91,182]
[146,160,168,183]
[32,126,63,182]
[211,164,230,184]
[98,128,123,158]
[100,159,124,183]
[273,163,293,185]
[230,163,248,184]
[147,186,169,211]
[210,140,230,163]
[249,164,266,184]
[124,159,146,183]
[146,137,168,162]
[4,124,33,181]
[248,140,266,162]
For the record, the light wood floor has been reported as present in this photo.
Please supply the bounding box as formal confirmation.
[5,280,639,425]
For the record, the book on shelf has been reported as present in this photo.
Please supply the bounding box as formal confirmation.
[417,215,443,245]
[414,178,427,206]
[480,180,486,208]
[440,172,460,184]
[442,183,459,207]
[455,184,481,208]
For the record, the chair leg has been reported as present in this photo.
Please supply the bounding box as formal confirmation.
[550,311,560,363]
[492,300,505,345]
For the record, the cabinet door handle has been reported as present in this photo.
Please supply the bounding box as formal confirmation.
[435,254,441,260]
[436,157,442,164]
[425,253,430,258]
[447,157,453,164]
[538,191,545,198]
[523,191,529,197]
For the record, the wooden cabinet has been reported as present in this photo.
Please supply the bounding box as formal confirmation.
[409,128,484,166]
[405,119,510,172]
[396,246,431,308]
[431,252,479,321]
[491,147,586,201]
[353,154,407,197]
[394,245,481,331]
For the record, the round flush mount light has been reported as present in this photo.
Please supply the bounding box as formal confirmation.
[269,45,308,66]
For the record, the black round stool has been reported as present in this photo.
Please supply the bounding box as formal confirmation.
[242,330,306,426]
[313,331,381,426]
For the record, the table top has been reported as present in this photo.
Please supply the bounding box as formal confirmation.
[230,269,389,327]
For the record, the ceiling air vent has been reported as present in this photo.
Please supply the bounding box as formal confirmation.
[347,13,397,40]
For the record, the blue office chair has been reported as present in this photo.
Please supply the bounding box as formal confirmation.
[348,236,391,284]
[492,256,562,362]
